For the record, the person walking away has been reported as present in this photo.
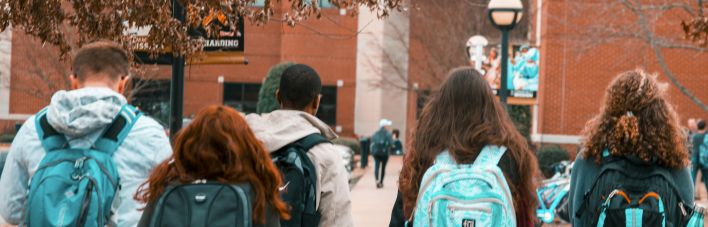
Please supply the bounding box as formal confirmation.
[569,69,699,226]
[245,64,353,227]
[391,67,539,227]
[392,129,404,155]
[371,119,394,188]
[0,41,172,226]
[136,106,288,227]
[688,118,699,183]
[694,120,708,197]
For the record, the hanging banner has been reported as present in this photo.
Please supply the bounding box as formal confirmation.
[478,44,539,101]
[125,12,246,65]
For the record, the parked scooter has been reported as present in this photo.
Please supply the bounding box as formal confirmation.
[536,161,573,225]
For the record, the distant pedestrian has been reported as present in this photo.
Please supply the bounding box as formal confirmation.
[391,67,538,227]
[371,119,394,188]
[569,69,696,226]
[136,106,288,227]
[245,64,353,227]
[693,120,707,192]
[392,129,403,155]
[0,41,172,226]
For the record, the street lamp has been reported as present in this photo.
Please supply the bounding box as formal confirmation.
[488,0,523,105]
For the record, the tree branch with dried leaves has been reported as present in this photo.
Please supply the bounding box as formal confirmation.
[0,0,402,59]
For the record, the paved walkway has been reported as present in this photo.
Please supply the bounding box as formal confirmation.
[350,155,402,227]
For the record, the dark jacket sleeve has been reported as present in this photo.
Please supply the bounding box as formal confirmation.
[672,167,695,206]
[137,202,154,227]
[497,152,534,227]
[389,191,406,227]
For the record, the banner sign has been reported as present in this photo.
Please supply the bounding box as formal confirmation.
[476,44,539,100]
[126,12,245,65]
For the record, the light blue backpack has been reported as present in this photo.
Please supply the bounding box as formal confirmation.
[410,146,516,227]
[25,105,140,227]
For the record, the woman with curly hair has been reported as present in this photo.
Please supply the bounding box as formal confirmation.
[389,67,539,226]
[136,105,289,226]
[569,69,694,226]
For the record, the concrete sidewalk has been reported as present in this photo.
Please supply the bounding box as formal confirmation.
[350,156,403,227]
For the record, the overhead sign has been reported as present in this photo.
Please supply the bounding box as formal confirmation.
[125,11,246,65]
[478,44,539,101]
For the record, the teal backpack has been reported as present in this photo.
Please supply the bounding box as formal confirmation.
[409,146,516,227]
[26,105,140,227]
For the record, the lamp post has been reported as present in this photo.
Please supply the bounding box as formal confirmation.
[488,0,523,105]
[169,0,185,138]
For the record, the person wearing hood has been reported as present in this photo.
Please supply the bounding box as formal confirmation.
[245,64,353,227]
[0,41,172,226]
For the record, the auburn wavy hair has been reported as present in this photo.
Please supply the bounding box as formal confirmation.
[582,69,688,168]
[135,105,289,224]
[399,67,538,224]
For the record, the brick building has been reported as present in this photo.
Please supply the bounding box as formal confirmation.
[534,0,708,146]
[397,0,707,149]
[2,0,706,147]
[0,1,360,137]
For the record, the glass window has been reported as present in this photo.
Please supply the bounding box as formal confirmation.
[320,0,335,8]
[253,0,266,7]
[317,86,337,125]
[416,90,431,119]
[130,79,171,128]
[224,83,262,114]
[223,83,337,125]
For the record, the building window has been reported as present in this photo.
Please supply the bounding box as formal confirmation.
[224,83,262,114]
[416,90,431,119]
[317,86,337,125]
[130,79,171,128]
[320,0,335,8]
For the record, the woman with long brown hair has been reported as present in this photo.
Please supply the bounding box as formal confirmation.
[568,69,694,226]
[390,67,539,226]
[135,105,289,226]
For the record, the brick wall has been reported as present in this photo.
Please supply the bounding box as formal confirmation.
[537,0,708,139]
[1,3,359,137]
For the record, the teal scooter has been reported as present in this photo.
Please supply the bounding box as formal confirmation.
[536,161,572,225]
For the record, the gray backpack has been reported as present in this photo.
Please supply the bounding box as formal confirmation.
[145,181,254,227]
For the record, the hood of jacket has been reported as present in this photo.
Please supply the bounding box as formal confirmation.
[46,87,127,138]
[245,110,337,152]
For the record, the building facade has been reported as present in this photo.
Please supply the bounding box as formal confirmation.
[534,0,708,146]
[0,1,361,138]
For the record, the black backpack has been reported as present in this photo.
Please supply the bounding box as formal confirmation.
[370,131,390,157]
[271,133,330,227]
[576,156,695,227]
[144,181,254,227]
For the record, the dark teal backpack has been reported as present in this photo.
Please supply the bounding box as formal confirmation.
[145,181,254,227]
[26,105,140,227]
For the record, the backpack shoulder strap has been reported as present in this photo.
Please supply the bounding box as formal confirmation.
[471,145,507,168]
[295,133,331,152]
[93,105,142,155]
[35,107,68,152]
[434,150,455,165]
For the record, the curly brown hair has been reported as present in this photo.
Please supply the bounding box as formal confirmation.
[398,67,538,224]
[581,69,688,169]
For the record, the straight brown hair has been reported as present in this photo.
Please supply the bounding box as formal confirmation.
[399,67,538,223]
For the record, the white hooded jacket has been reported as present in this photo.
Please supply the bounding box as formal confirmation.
[0,87,172,226]
[246,110,354,227]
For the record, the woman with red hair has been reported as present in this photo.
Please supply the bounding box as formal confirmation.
[136,105,289,226]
